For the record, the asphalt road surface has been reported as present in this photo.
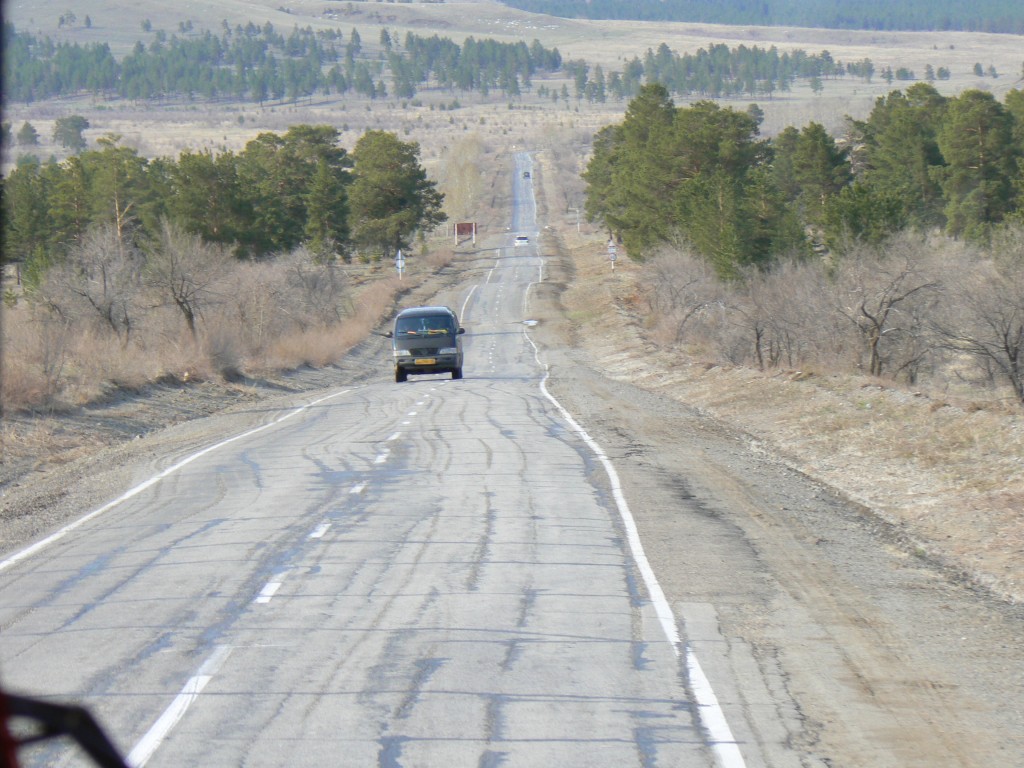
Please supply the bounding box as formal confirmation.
[1,155,741,767]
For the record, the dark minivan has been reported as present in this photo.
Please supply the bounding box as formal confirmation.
[386,306,465,382]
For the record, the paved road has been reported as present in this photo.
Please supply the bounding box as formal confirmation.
[1,155,741,767]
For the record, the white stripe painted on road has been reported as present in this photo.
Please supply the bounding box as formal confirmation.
[0,390,354,573]
[309,522,331,539]
[254,572,288,604]
[350,482,367,495]
[386,431,402,442]
[373,450,390,465]
[127,644,233,767]
[523,275,746,768]
[460,285,477,320]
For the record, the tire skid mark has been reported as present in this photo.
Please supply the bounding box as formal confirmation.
[465,491,497,592]
[0,388,355,575]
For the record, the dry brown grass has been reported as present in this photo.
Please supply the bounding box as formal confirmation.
[2,246,451,412]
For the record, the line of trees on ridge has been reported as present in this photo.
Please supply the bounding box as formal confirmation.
[8,19,981,110]
[499,0,1024,34]
[2,22,563,104]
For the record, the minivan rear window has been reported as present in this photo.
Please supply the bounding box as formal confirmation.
[395,316,455,336]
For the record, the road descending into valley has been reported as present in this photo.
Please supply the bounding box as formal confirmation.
[2,154,1022,768]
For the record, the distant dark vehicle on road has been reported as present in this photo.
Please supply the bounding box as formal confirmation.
[386,306,465,382]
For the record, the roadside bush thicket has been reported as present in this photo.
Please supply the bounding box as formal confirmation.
[0,228,386,411]
[642,229,1024,403]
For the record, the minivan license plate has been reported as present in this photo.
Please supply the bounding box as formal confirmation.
[414,358,436,365]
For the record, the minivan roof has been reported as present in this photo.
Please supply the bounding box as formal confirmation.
[396,306,457,318]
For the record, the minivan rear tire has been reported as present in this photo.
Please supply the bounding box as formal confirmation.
[395,367,408,383]
[452,367,463,380]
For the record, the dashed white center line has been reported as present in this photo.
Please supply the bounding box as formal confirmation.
[309,522,331,539]
[350,482,367,495]
[255,572,289,604]
[386,431,402,442]
[373,449,390,465]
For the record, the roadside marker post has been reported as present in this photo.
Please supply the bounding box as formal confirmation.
[395,249,406,279]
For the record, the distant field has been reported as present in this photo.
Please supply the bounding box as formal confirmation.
[5,0,1023,170]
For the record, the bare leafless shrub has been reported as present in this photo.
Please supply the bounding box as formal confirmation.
[260,274,400,370]
[831,234,942,380]
[638,232,968,387]
[217,261,285,357]
[420,242,455,270]
[202,324,244,380]
[1,307,71,410]
[730,261,829,370]
[639,248,723,347]
[63,329,155,400]
[543,126,591,215]
[757,259,851,370]
[279,246,349,331]
[39,223,145,346]
[145,220,231,340]
[354,275,402,326]
[263,327,350,369]
[933,229,1024,403]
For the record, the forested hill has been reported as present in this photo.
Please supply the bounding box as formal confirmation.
[498,0,1024,34]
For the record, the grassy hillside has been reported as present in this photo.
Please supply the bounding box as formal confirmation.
[4,1,1022,170]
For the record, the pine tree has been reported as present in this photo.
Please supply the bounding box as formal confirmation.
[861,85,947,228]
[305,160,350,259]
[347,130,445,261]
[53,115,90,152]
[935,90,1019,241]
[790,122,852,226]
[16,121,39,146]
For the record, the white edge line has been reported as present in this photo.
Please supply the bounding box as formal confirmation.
[0,390,353,574]
[460,285,477,321]
[523,274,746,768]
[127,645,233,767]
